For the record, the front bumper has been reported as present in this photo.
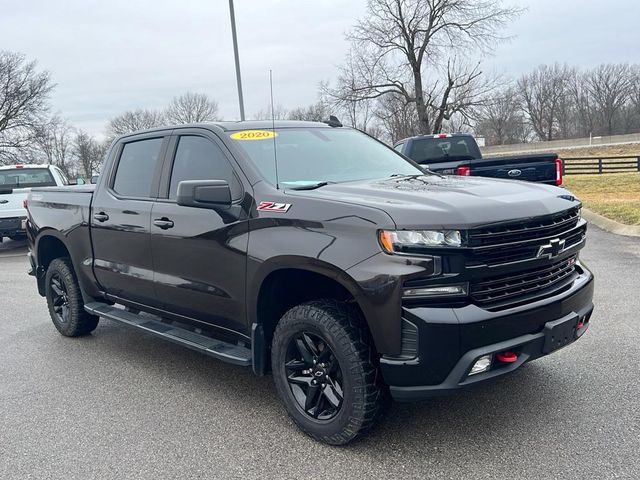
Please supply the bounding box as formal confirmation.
[381,263,594,402]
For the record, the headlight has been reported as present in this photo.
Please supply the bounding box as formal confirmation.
[379,229,462,254]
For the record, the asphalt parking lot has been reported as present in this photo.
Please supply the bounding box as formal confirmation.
[0,225,638,480]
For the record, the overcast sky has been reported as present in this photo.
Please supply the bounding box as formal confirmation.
[1,0,638,137]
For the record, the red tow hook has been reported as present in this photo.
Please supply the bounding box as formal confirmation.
[495,351,518,363]
[577,321,585,330]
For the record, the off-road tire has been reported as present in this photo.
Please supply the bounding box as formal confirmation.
[45,257,99,336]
[271,299,388,445]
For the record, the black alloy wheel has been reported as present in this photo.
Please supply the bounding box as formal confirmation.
[45,257,99,336]
[271,299,387,445]
[285,332,344,420]
[49,272,71,324]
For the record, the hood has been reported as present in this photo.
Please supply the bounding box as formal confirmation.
[289,175,580,229]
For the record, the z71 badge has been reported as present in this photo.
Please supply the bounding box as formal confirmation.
[257,201,291,213]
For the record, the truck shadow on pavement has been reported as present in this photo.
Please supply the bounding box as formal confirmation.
[83,318,570,454]
[0,238,28,256]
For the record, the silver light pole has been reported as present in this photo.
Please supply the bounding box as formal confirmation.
[228,0,245,121]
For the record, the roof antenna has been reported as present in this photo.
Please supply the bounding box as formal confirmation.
[269,69,280,190]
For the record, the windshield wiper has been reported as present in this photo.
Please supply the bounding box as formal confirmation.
[286,181,331,191]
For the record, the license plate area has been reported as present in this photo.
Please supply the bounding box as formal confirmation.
[543,314,578,354]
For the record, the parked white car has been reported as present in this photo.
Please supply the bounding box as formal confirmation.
[0,164,69,242]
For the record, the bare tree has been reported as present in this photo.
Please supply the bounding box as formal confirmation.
[252,104,288,120]
[74,130,106,179]
[320,80,377,132]
[287,102,330,122]
[475,87,530,144]
[164,92,220,124]
[375,93,421,143]
[585,63,633,135]
[106,109,165,138]
[517,63,574,141]
[330,0,520,134]
[0,51,54,164]
[568,70,597,138]
[32,116,74,174]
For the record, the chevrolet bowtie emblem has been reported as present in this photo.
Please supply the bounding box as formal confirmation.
[537,238,566,259]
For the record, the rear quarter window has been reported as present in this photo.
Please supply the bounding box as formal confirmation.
[112,138,164,198]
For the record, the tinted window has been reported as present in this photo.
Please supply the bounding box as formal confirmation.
[0,168,56,188]
[169,136,241,200]
[408,136,481,164]
[112,138,164,197]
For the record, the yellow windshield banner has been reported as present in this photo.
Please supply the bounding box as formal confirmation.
[230,130,278,140]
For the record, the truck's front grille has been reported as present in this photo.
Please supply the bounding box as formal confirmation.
[470,255,578,308]
[466,207,584,265]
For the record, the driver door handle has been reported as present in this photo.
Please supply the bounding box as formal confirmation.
[93,212,109,222]
[153,218,174,230]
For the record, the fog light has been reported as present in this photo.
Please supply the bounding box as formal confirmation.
[469,354,492,375]
[403,284,467,298]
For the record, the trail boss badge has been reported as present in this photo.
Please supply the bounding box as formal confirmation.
[257,201,291,213]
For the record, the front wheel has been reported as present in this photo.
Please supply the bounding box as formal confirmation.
[271,299,387,445]
[45,257,99,337]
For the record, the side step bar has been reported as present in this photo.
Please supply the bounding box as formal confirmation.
[85,302,252,366]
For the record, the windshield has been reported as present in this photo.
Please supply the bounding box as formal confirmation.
[229,128,422,186]
[409,137,480,164]
[0,168,56,188]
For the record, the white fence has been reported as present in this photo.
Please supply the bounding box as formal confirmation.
[481,132,640,156]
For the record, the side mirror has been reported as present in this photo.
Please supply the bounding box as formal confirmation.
[75,177,85,185]
[176,180,232,209]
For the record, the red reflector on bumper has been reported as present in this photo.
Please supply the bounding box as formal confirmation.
[496,351,518,363]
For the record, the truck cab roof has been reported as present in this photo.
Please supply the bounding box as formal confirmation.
[115,120,343,142]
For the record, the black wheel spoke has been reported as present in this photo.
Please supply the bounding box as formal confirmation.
[327,358,339,374]
[50,282,64,297]
[305,384,321,412]
[317,344,332,364]
[287,374,312,387]
[61,305,70,323]
[295,338,315,365]
[285,359,307,371]
[323,384,342,408]
[312,393,326,418]
[302,333,320,358]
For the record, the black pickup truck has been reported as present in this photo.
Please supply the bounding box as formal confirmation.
[395,133,563,185]
[26,121,594,445]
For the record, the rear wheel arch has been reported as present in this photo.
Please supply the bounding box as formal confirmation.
[35,234,73,296]
[37,234,72,270]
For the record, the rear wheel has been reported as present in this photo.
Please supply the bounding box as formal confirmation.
[45,257,99,336]
[271,299,387,445]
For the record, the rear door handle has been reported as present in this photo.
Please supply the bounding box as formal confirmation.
[153,218,174,230]
[93,212,109,222]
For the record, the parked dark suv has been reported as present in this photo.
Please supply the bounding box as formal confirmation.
[26,121,594,444]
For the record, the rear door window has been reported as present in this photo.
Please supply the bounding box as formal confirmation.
[168,136,242,201]
[112,138,164,198]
